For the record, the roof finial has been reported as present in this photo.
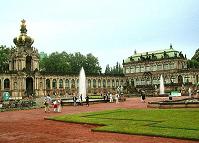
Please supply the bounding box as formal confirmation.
[20,19,27,34]
[134,49,137,54]
[170,43,173,49]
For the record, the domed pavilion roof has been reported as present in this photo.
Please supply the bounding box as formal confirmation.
[13,19,34,47]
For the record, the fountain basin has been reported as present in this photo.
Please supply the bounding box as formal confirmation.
[147,98,199,108]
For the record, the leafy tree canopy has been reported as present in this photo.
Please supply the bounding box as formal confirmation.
[187,48,199,69]
[105,62,123,75]
[40,51,102,75]
[0,45,10,72]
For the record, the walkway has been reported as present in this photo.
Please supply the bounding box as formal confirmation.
[0,97,197,143]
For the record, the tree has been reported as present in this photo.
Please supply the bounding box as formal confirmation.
[187,49,199,69]
[40,51,102,75]
[192,48,199,61]
[84,53,101,74]
[105,62,123,75]
[187,59,199,69]
[0,45,10,72]
[105,64,111,75]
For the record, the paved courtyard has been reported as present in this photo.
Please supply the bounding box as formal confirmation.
[0,97,198,143]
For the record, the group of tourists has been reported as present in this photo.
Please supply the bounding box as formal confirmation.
[72,93,90,106]
[44,91,122,113]
[44,94,62,113]
[103,92,120,104]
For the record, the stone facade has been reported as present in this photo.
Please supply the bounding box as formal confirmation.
[0,20,125,98]
[1,20,198,98]
[123,45,199,94]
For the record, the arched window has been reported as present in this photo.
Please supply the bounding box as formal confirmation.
[77,79,79,88]
[120,80,123,85]
[88,79,91,88]
[26,56,32,71]
[98,79,101,87]
[178,75,183,85]
[52,79,57,89]
[65,79,69,88]
[71,79,75,88]
[59,79,63,88]
[116,79,119,87]
[93,79,96,88]
[103,79,106,87]
[112,79,115,87]
[107,79,110,87]
[131,79,134,86]
[4,78,10,89]
[46,79,50,89]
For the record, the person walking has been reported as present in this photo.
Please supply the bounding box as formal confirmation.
[57,96,62,112]
[109,93,113,103]
[80,94,83,106]
[115,93,119,104]
[73,94,77,106]
[86,95,89,106]
[188,88,192,97]
[141,90,146,102]
[44,94,52,113]
[53,99,58,112]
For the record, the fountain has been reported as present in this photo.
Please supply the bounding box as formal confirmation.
[148,75,199,108]
[79,67,86,101]
[160,75,164,95]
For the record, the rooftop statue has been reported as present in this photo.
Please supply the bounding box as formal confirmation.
[20,19,27,34]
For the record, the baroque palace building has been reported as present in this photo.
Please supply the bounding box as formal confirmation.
[1,20,198,98]
[123,45,199,93]
[0,20,124,98]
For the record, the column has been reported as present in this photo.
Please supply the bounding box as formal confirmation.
[1,78,4,90]
[23,77,26,90]
[49,78,52,90]
[69,79,71,89]
[43,78,46,90]
[56,78,59,89]
[63,78,65,89]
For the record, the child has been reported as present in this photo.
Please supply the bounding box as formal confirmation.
[57,96,62,112]
[53,100,58,112]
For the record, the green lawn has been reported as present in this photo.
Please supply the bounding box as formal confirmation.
[48,108,199,140]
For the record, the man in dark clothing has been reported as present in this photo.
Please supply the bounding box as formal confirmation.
[73,95,77,106]
[86,95,89,106]
[141,90,146,102]
[103,94,106,102]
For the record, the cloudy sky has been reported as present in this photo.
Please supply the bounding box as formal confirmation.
[1,0,199,72]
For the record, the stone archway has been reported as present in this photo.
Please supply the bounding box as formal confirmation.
[142,72,153,85]
[178,75,183,85]
[26,77,33,96]
[4,79,10,90]
[26,56,32,71]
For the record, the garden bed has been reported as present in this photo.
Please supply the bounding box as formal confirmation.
[147,98,199,108]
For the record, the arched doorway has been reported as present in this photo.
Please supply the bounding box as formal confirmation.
[26,56,32,71]
[143,72,153,85]
[4,79,10,90]
[178,75,183,85]
[26,77,33,96]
